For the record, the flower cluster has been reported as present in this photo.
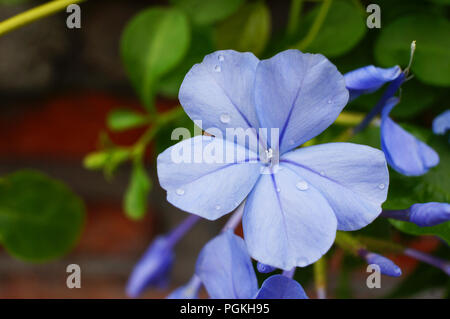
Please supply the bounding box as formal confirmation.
[126,47,450,299]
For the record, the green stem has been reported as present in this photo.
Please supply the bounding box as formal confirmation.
[335,231,364,255]
[313,257,327,298]
[356,236,404,254]
[293,0,332,51]
[286,0,303,38]
[0,0,85,37]
[132,106,186,159]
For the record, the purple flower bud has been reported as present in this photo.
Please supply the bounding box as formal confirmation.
[409,202,450,227]
[257,262,276,274]
[365,252,402,277]
[432,110,450,136]
[126,236,175,298]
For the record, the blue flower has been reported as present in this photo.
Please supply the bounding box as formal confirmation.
[166,275,202,299]
[157,50,389,270]
[344,65,401,101]
[344,63,439,176]
[433,110,450,137]
[409,202,450,227]
[195,230,308,299]
[363,251,402,277]
[381,97,439,176]
[126,236,174,298]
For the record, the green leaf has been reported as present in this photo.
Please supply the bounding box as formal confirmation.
[0,170,85,262]
[389,219,450,245]
[375,14,450,86]
[121,7,190,110]
[171,0,244,26]
[214,2,271,56]
[158,27,215,98]
[83,151,109,170]
[295,0,366,57]
[124,162,152,220]
[107,108,149,132]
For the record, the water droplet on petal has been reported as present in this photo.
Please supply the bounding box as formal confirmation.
[215,205,221,210]
[176,188,185,196]
[214,65,221,72]
[218,55,224,61]
[276,188,281,193]
[220,113,230,124]
[327,100,332,104]
[378,183,385,190]
[320,171,326,176]
[296,181,308,191]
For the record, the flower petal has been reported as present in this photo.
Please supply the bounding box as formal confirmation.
[281,143,389,231]
[243,167,337,270]
[179,50,261,146]
[157,135,261,220]
[195,230,258,299]
[432,109,450,136]
[381,98,439,176]
[254,49,349,154]
[255,275,308,299]
[344,65,401,100]
[166,275,201,299]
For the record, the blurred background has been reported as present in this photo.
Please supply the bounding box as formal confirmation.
[0,0,448,298]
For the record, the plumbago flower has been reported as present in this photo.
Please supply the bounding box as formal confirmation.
[157,49,389,270]
[433,110,450,141]
[195,230,308,299]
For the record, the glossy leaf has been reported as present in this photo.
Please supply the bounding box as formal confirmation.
[121,7,190,110]
[375,14,450,86]
[295,0,366,57]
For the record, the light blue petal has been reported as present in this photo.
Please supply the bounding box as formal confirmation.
[409,202,450,227]
[281,143,389,231]
[254,49,349,154]
[195,230,258,299]
[365,252,402,277]
[255,275,308,299]
[157,135,261,220]
[381,98,439,176]
[166,275,201,299]
[126,236,174,298]
[179,50,261,149]
[243,167,337,270]
[432,110,450,135]
[344,65,401,100]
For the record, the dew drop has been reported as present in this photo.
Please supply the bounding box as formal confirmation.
[176,188,185,196]
[320,171,326,176]
[220,113,230,124]
[218,55,224,61]
[214,65,221,72]
[296,181,308,191]
[327,99,332,104]
[215,205,221,210]
[378,183,385,190]
[276,188,281,193]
